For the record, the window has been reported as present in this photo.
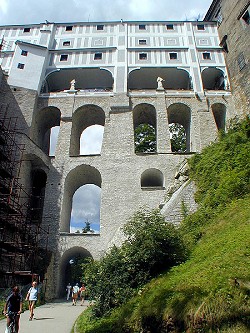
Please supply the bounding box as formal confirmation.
[139,39,147,45]
[60,54,68,61]
[242,8,250,24]
[23,27,30,33]
[238,52,246,71]
[139,24,146,30]
[97,25,104,30]
[94,52,102,60]
[169,52,177,60]
[63,41,71,46]
[17,63,25,69]
[202,52,211,60]
[197,24,205,30]
[21,50,28,56]
[139,53,147,60]
[166,24,174,30]
[65,25,73,31]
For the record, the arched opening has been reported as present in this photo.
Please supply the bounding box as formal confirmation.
[211,103,226,131]
[70,184,101,233]
[141,168,164,188]
[29,169,47,223]
[167,103,191,152]
[169,123,187,153]
[61,164,102,233]
[32,107,61,154]
[42,68,113,93]
[58,246,92,297]
[80,125,104,155]
[70,105,105,156]
[128,67,191,90]
[133,103,157,153]
[202,68,225,90]
[49,126,60,156]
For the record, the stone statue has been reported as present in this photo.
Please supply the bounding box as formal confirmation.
[70,79,76,90]
[157,77,165,90]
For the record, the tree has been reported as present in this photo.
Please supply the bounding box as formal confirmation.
[82,220,94,233]
[82,208,187,317]
[134,123,156,153]
[169,123,187,152]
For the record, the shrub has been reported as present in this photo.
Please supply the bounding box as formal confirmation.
[82,208,187,317]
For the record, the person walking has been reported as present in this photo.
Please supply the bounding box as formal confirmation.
[25,281,40,320]
[79,283,86,306]
[71,283,79,306]
[3,286,23,333]
[66,283,72,301]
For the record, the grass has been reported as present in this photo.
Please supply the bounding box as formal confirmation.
[74,195,250,332]
[74,117,250,332]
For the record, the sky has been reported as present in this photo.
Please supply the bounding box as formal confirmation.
[0,0,213,26]
[1,0,213,233]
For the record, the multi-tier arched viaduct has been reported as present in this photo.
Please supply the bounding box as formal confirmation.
[0,20,236,298]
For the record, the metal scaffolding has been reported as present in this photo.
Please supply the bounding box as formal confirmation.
[0,108,49,287]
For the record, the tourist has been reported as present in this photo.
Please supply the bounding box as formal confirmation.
[25,281,40,320]
[72,283,80,306]
[79,283,86,306]
[66,282,72,301]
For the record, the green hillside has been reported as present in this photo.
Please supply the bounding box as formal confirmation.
[75,117,250,333]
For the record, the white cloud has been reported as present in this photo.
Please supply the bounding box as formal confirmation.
[80,125,104,155]
[0,0,213,25]
[70,184,101,232]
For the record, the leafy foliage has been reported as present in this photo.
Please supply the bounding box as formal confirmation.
[169,123,187,152]
[82,208,187,317]
[180,116,250,249]
[134,123,156,153]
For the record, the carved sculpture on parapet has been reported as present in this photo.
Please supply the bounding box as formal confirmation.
[157,77,165,90]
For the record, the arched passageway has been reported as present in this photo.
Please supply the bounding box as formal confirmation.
[202,68,225,90]
[80,125,104,155]
[133,103,157,153]
[167,103,191,152]
[58,246,92,297]
[128,67,191,90]
[70,105,105,156]
[32,106,61,154]
[61,164,102,233]
[70,184,101,233]
[41,68,114,93]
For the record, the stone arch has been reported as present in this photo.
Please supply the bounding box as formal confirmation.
[133,103,157,153]
[128,67,191,90]
[29,169,47,222]
[211,103,226,131]
[61,164,102,232]
[167,103,191,152]
[58,246,92,297]
[201,67,225,90]
[141,168,164,188]
[32,106,61,154]
[70,104,105,156]
[42,68,114,93]
[21,153,48,223]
